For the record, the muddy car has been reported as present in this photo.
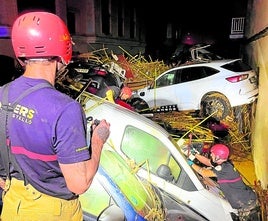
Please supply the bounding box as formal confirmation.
[81,148,165,221]
[81,147,208,221]
[76,92,238,221]
[132,58,258,120]
[56,61,240,220]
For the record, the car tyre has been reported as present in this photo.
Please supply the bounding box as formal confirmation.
[200,93,233,121]
[128,97,149,113]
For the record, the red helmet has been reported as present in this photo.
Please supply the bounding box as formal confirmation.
[121,86,132,98]
[11,11,72,65]
[210,144,229,160]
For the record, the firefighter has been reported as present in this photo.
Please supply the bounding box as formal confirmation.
[187,144,260,220]
[0,11,110,221]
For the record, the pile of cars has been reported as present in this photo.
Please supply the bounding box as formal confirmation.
[1,48,258,220]
[58,46,259,122]
[55,59,250,220]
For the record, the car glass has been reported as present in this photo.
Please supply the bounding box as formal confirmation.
[121,126,198,191]
[156,70,176,88]
[180,67,197,82]
[97,204,125,221]
[80,175,117,218]
[180,66,218,82]
[202,66,219,78]
[221,60,252,72]
[173,69,181,84]
[121,125,181,180]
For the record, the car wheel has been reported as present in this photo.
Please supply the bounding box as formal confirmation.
[128,97,149,113]
[200,93,233,121]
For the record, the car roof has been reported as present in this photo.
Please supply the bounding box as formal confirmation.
[171,58,242,69]
[155,58,243,79]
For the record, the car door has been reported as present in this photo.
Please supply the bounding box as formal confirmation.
[173,65,223,110]
[172,66,207,110]
[140,69,179,108]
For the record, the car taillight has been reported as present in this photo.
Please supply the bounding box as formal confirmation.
[226,74,248,83]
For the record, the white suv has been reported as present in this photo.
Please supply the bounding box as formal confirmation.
[132,59,258,120]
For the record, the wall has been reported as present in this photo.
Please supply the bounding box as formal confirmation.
[67,0,146,55]
[0,0,146,58]
[0,0,17,57]
[245,0,268,189]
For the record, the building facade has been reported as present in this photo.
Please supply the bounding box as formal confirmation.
[0,0,146,58]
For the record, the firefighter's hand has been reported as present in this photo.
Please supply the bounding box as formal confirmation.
[181,145,190,156]
[92,119,110,144]
[181,146,197,161]
[182,145,199,156]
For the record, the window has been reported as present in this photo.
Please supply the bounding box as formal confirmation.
[17,0,55,13]
[156,71,176,88]
[180,67,199,82]
[118,0,124,37]
[129,6,136,38]
[180,66,218,83]
[121,126,181,181]
[101,0,111,35]
[202,66,219,77]
[80,173,116,217]
[67,11,76,34]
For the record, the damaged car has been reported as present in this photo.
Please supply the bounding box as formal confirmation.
[132,58,258,120]
[79,93,238,221]
[81,148,165,221]
[55,59,244,220]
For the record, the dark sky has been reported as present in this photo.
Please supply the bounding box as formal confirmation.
[16,0,247,59]
[142,0,238,37]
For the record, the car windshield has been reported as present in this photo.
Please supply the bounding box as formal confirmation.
[121,125,197,191]
[120,125,225,201]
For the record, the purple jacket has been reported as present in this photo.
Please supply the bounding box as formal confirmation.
[0,76,90,199]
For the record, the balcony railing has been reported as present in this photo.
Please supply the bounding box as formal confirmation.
[230,17,245,39]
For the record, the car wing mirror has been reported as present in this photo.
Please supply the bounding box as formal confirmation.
[97,204,126,221]
[156,164,174,182]
[148,80,155,89]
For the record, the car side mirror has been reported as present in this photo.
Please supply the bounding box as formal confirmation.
[148,81,154,89]
[97,204,126,221]
[156,164,174,182]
